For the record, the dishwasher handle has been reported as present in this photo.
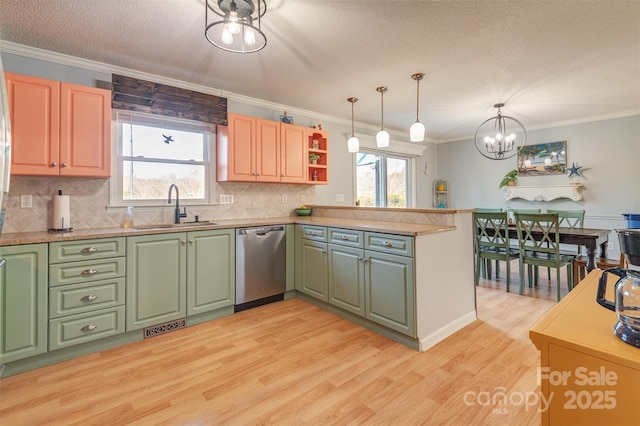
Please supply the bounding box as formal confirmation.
[237,225,285,236]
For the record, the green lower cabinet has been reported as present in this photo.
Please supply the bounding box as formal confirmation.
[365,250,415,337]
[126,233,187,331]
[328,244,365,317]
[186,229,235,316]
[0,244,48,363]
[300,239,328,302]
[49,306,125,350]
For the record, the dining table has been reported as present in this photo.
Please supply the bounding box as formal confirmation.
[505,225,610,272]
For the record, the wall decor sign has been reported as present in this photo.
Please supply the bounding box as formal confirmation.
[517,141,567,176]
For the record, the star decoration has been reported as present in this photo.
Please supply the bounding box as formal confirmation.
[568,162,583,178]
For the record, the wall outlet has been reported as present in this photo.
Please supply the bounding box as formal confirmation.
[281,194,287,203]
[20,194,32,208]
[336,194,345,202]
[219,194,232,205]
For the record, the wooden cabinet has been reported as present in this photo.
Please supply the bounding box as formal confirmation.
[126,233,187,331]
[5,72,111,177]
[0,244,48,363]
[530,271,640,425]
[186,229,235,316]
[298,226,416,337]
[217,113,280,182]
[217,113,327,184]
[328,228,365,317]
[280,122,307,183]
[48,238,126,350]
[307,129,328,184]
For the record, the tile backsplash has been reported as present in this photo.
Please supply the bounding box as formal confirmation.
[2,177,315,233]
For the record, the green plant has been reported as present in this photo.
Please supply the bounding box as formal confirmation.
[309,153,321,162]
[499,169,518,189]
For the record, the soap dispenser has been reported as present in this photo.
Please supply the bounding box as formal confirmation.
[123,206,134,228]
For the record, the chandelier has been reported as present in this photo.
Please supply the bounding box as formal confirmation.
[474,103,526,160]
[205,0,267,54]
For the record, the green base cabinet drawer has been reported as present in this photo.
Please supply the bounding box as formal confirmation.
[48,306,125,350]
[300,225,327,242]
[49,238,125,264]
[328,228,363,248]
[49,278,126,319]
[49,257,125,287]
[365,232,414,257]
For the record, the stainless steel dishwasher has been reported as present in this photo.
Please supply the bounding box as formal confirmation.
[235,225,286,311]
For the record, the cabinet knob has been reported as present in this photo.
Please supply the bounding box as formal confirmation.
[189,240,194,244]
[81,294,98,302]
[363,258,369,263]
[309,231,316,236]
[81,324,98,332]
[61,162,68,167]
[341,235,349,241]
[81,247,98,253]
[181,240,186,246]
[81,269,98,276]
[382,241,393,247]
[51,162,57,167]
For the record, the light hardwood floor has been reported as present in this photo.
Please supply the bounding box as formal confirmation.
[0,259,560,425]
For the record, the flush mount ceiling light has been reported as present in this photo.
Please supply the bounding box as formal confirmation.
[347,97,359,153]
[474,103,526,160]
[376,86,389,148]
[205,0,267,54]
[410,73,425,142]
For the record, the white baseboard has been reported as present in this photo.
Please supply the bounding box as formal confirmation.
[418,310,477,352]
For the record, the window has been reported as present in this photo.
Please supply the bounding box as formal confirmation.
[356,151,412,207]
[112,112,215,206]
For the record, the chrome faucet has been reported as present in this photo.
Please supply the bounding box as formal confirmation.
[168,184,187,224]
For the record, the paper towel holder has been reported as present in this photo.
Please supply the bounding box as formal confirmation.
[49,189,73,233]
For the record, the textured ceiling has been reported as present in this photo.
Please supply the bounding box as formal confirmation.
[1,0,639,143]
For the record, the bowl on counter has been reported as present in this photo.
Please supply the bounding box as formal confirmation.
[295,208,312,216]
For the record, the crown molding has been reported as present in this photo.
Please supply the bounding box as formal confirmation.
[0,40,404,139]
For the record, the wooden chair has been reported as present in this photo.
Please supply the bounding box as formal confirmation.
[572,253,627,286]
[474,208,503,278]
[474,211,519,292]
[514,212,574,301]
[545,209,585,279]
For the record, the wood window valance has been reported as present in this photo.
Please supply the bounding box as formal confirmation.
[111,74,227,126]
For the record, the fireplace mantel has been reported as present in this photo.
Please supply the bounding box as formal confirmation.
[504,183,583,201]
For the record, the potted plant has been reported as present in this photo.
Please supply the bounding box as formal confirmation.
[309,153,320,164]
[499,169,518,189]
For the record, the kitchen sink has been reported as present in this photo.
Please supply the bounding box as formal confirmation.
[134,221,216,230]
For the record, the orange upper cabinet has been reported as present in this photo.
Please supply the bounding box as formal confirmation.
[217,113,328,184]
[5,73,111,177]
[217,113,280,182]
[280,122,307,183]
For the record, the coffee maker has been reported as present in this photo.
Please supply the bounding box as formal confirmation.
[597,229,640,348]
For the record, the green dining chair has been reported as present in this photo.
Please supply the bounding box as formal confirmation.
[473,211,519,292]
[514,212,574,301]
[474,208,504,279]
[545,209,585,278]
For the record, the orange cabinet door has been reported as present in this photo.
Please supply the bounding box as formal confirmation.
[5,72,60,176]
[280,122,306,183]
[60,82,111,177]
[225,113,256,182]
[255,118,280,182]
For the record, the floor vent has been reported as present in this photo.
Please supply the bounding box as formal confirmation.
[144,318,187,338]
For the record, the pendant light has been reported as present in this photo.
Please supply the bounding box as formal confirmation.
[410,73,425,142]
[347,97,359,153]
[474,103,527,160]
[376,86,389,148]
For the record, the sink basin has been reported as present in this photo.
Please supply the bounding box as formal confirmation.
[134,222,216,230]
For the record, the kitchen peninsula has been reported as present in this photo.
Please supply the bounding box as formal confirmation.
[0,206,475,376]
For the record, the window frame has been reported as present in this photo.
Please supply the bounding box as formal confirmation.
[355,149,415,208]
[109,110,217,208]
